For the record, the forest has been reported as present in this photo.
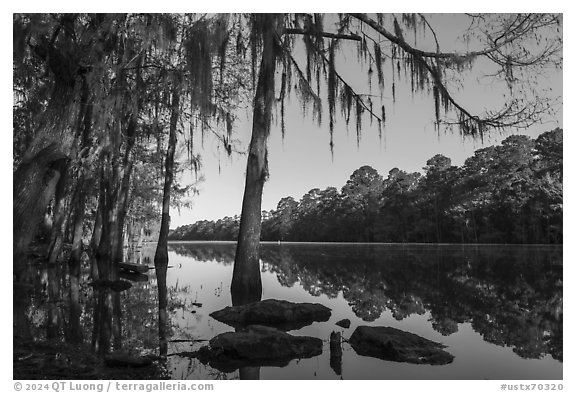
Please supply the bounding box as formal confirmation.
[169,128,562,244]
[13,13,562,379]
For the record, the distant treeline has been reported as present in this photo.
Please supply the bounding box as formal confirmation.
[169,128,562,244]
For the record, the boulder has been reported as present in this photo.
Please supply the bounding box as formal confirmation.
[210,299,331,330]
[349,326,454,365]
[335,318,351,329]
[193,325,323,373]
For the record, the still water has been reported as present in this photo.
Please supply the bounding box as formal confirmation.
[17,241,563,380]
[162,242,562,380]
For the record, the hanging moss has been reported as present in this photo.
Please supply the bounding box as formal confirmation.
[433,84,440,125]
[279,69,287,139]
[355,97,363,146]
[210,15,230,85]
[327,41,337,153]
[184,20,214,118]
[339,84,354,125]
[374,42,385,89]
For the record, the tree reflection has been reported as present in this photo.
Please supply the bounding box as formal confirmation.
[16,244,182,370]
[171,242,562,362]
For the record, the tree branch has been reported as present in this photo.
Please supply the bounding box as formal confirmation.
[283,28,361,41]
[350,13,552,61]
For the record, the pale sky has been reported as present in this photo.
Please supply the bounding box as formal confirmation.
[170,14,563,228]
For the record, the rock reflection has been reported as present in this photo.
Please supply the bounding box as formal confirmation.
[172,243,562,362]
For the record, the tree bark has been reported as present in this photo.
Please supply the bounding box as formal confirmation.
[89,199,103,279]
[232,14,281,304]
[13,146,70,279]
[112,292,122,350]
[13,78,81,278]
[93,163,115,356]
[110,116,138,266]
[46,165,71,265]
[154,88,180,356]
[68,179,86,344]
[96,163,114,281]
[46,264,63,339]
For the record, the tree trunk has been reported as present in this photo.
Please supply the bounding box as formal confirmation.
[13,147,70,279]
[112,292,122,350]
[89,199,103,279]
[96,164,113,281]
[46,264,63,339]
[46,165,71,265]
[93,288,113,356]
[232,14,280,304]
[156,264,169,356]
[110,116,138,266]
[154,88,180,356]
[93,163,115,356]
[68,181,86,344]
[13,81,81,278]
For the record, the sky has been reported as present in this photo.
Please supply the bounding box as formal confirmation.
[169,13,563,228]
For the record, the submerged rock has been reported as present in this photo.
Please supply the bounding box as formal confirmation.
[210,299,331,330]
[335,318,351,329]
[192,325,323,373]
[349,326,454,365]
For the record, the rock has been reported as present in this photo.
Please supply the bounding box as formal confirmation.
[104,353,155,368]
[209,325,323,360]
[193,325,323,373]
[88,279,132,292]
[329,331,342,376]
[335,318,351,329]
[109,280,132,292]
[119,271,149,282]
[210,299,331,330]
[118,262,150,274]
[349,326,454,365]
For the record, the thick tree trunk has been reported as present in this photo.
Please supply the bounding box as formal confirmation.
[46,166,71,265]
[232,15,280,304]
[13,82,80,278]
[13,147,70,278]
[154,89,180,356]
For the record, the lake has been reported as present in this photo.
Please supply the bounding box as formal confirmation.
[161,242,562,380]
[17,241,562,380]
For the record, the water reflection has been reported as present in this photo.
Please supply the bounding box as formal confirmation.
[15,241,562,380]
[171,242,562,362]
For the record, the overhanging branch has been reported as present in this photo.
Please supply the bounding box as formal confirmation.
[284,28,361,42]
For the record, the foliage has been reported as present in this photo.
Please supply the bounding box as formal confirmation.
[170,128,562,244]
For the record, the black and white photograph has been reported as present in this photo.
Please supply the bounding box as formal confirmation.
[12,11,563,385]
